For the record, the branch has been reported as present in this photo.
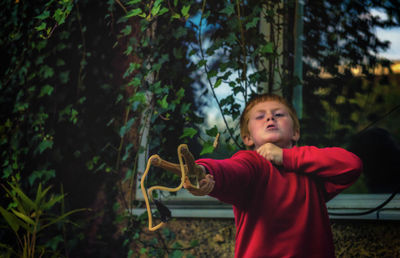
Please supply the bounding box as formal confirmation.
[114,0,128,14]
[198,0,244,149]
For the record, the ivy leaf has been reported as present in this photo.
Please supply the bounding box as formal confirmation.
[261,42,274,54]
[206,125,218,137]
[59,71,70,84]
[121,25,132,36]
[41,65,54,79]
[200,141,215,155]
[158,7,169,16]
[181,5,191,18]
[170,250,183,258]
[119,118,136,137]
[126,8,143,18]
[245,17,260,30]
[39,84,54,97]
[207,70,218,79]
[190,239,199,247]
[197,59,207,68]
[151,3,161,16]
[35,22,47,31]
[38,139,53,154]
[171,13,181,19]
[36,10,50,20]
[127,0,141,4]
[220,3,235,16]
[180,128,197,139]
[158,95,168,109]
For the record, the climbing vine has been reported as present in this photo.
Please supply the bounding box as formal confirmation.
[1,0,399,257]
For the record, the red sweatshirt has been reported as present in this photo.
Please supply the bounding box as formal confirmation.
[196,146,362,258]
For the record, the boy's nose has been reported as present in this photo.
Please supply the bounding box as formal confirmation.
[266,114,275,121]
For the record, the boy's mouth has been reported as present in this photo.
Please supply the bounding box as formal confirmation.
[266,124,277,130]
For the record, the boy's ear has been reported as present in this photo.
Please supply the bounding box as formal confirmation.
[242,134,254,148]
[292,129,300,142]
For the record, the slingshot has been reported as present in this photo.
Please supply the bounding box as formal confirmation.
[140,144,206,231]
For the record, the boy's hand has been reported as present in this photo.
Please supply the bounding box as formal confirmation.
[184,174,215,196]
[256,143,283,166]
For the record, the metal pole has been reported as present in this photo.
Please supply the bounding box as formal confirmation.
[293,0,304,119]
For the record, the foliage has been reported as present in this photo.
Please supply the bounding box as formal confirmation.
[1,0,400,257]
[301,0,400,147]
[0,179,87,257]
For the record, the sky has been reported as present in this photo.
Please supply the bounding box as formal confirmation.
[376,27,400,60]
[372,9,400,60]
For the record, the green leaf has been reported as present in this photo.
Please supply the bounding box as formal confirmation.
[59,71,70,84]
[214,78,222,88]
[200,141,215,155]
[206,126,218,137]
[197,59,207,68]
[38,139,53,154]
[169,250,183,258]
[42,194,64,211]
[126,8,143,18]
[35,22,47,31]
[41,65,54,79]
[36,185,53,206]
[181,5,191,18]
[158,7,169,16]
[0,207,20,233]
[151,3,161,16]
[11,208,35,226]
[127,0,141,4]
[171,13,181,19]
[261,42,274,54]
[8,183,36,211]
[180,128,197,139]
[190,239,199,247]
[246,17,260,30]
[119,118,136,137]
[220,3,235,16]
[158,95,168,109]
[121,25,132,36]
[28,170,55,186]
[39,84,54,97]
[36,10,50,20]
[207,70,218,78]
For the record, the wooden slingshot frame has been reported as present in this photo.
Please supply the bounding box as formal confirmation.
[140,144,205,231]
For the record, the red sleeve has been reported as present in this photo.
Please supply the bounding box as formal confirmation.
[283,146,363,201]
[196,150,269,207]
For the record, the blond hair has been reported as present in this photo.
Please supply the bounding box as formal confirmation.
[239,93,300,144]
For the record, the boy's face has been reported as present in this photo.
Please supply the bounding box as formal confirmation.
[243,100,300,149]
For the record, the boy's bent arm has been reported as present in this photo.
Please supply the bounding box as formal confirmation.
[196,151,268,207]
[283,146,363,201]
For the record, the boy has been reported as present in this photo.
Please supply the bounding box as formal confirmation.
[186,93,362,258]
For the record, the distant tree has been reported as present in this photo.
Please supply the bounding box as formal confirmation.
[301,0,400,147]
